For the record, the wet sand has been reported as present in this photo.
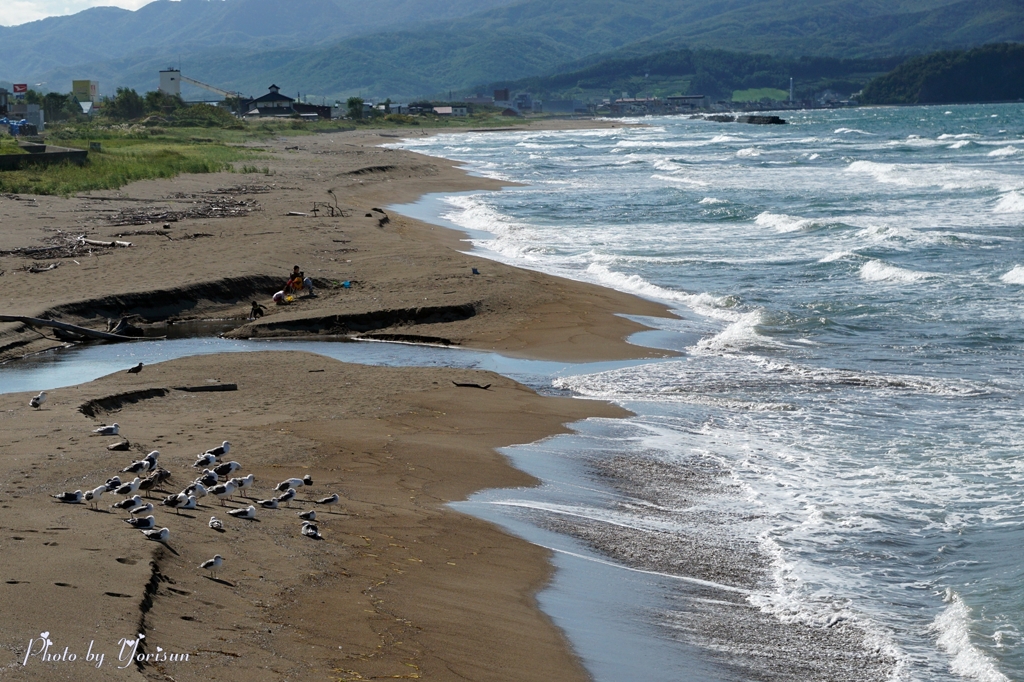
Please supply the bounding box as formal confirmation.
[0,123,674,680]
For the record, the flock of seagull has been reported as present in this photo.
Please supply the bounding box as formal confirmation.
[50,420,343,580]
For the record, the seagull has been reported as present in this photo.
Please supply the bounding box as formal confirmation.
[52,490,83,504]
[275,475,312,492]
[227,505,256,520]
[114,477,142,497]
[123,458,154,475]
[314,493,340,507]
[193,453,217,468]
[213,461,241,478]
[184,482,208,499]
[277,488,297,507]
[208,516,224,531]
[149,468,171,485]
[199,554,223,579]
[127,502,154,517]
[204,441,230,459]
[143,450,160,465]
[196,470,219,487]
[111,495,142,511]
[161,493,188,514]
[125,515,156,530]
[29,391,46,409]
[126,362,143,374]
[301,521,321,539]
[232,474,255,498]
[104,476,122,492]
[209,480,237,505]
[256,497,279,510]
[179,495,197,512]
[141,527,169,542]
[93,423,120,436]
[298,510,316,521]
[84,485,106,509]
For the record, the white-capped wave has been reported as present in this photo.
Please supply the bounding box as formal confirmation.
[736,147,762,158]
[988,146,1020,158]
[699,197,727,205]
[931,590,1010,682]
[860,260,931,283]
[834,127,872,135]
[948,140,974,149]
[994,192,1024,214]
[755,212,828,233]
[818,250,856,263]
[652,173,708,187]
[938,133,980,140]
[583,263,735,314]
[1000,265,1024,284]
[710,134,746,143]
[695,310,775,353]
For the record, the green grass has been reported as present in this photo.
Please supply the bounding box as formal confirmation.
[0,130,261,195]
[0,137,29,155]
[731,88,790,102]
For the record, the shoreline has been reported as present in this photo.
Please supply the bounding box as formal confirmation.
[0,121,676,680]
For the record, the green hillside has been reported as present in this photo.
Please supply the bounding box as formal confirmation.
[861,43,1024,103]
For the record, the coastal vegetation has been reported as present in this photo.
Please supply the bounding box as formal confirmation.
[860,43,1024,104]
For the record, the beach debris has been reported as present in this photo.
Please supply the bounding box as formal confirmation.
[208,516,224,531]
[227,505,256,520]
[452,381,491,390]
[52,490,83,504]
[108,197,260,226]
[141,527,169,542]
[25,262,60,273]
[93,423,119,436]
[275,475,312,492]
[200,554,223,579]
[127,362,143,374]
[29,391,46,408]
[107,440,132,451]
[287,211,307,217]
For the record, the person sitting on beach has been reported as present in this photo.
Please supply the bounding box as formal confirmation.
[272,290,289,305]
[250,301,267,319]
[285,266,316,298]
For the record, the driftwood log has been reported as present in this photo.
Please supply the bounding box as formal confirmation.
[0,314,144,341]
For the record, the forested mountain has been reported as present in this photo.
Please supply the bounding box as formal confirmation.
[2,0,1021,101]
[861,43,1024,104]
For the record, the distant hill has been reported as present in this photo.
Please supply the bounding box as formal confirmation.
[860,43,1024,104]
[0,0,514,86]
[3,0,1022,101]
[474,49,906,102]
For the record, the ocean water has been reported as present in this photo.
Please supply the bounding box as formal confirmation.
[392,105,1024,681]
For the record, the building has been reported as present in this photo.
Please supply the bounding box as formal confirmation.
[72,80,99,103]
[513,93,534,112]
[544,99,586,114]
[158,70,181,97]
[609,97,662,116]
[242,85,295,117]
[433,106,467,116]
[465,94,494,106]
[493,88,510,102]
[0,88,8,116]
[293,102,332,120]
[8,103,45,131]
[666,95,710,111]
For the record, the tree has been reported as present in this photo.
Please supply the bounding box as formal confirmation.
[144,90,184,114]
[106,87,145,121]
[346,96,364,120]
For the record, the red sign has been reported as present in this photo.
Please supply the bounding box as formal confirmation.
[12,84,27,93]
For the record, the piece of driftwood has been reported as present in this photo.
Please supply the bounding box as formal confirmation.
[78,237,132,248]
[451,381,491,390]
[0,314,142,341]
[172,384,238,393]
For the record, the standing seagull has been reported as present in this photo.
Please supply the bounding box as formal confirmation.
[114,477,142,497]
[84,485,106,509]
[199,555,223,579]
[127,362,143,374]
[93,423,120,436]
[205,441,231,459]
[213,461,241,478]
[29,391,46,409]
[314,493,340,508]
[276,475,313,492]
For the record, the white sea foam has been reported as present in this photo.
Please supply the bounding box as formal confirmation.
[652,173,709,187]
[860,260,932,283]
[754,212,828,233]
[710,134,746,143]
[736,147,762,158]
[583,263,735,314]
[834,127,872,135]
[988,146,1020,158]
[932,590,1010,682]
[994,192,1024,214]
[818,250,856,263]
[699,197,727,205]
[949,140,974,149]
[1000,265,1024,284]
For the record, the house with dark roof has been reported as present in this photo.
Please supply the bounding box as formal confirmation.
[242,84,296,117]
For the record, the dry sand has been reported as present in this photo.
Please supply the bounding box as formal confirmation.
[0,123,674,680]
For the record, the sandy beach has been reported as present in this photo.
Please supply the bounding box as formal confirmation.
[0,122,673,680]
